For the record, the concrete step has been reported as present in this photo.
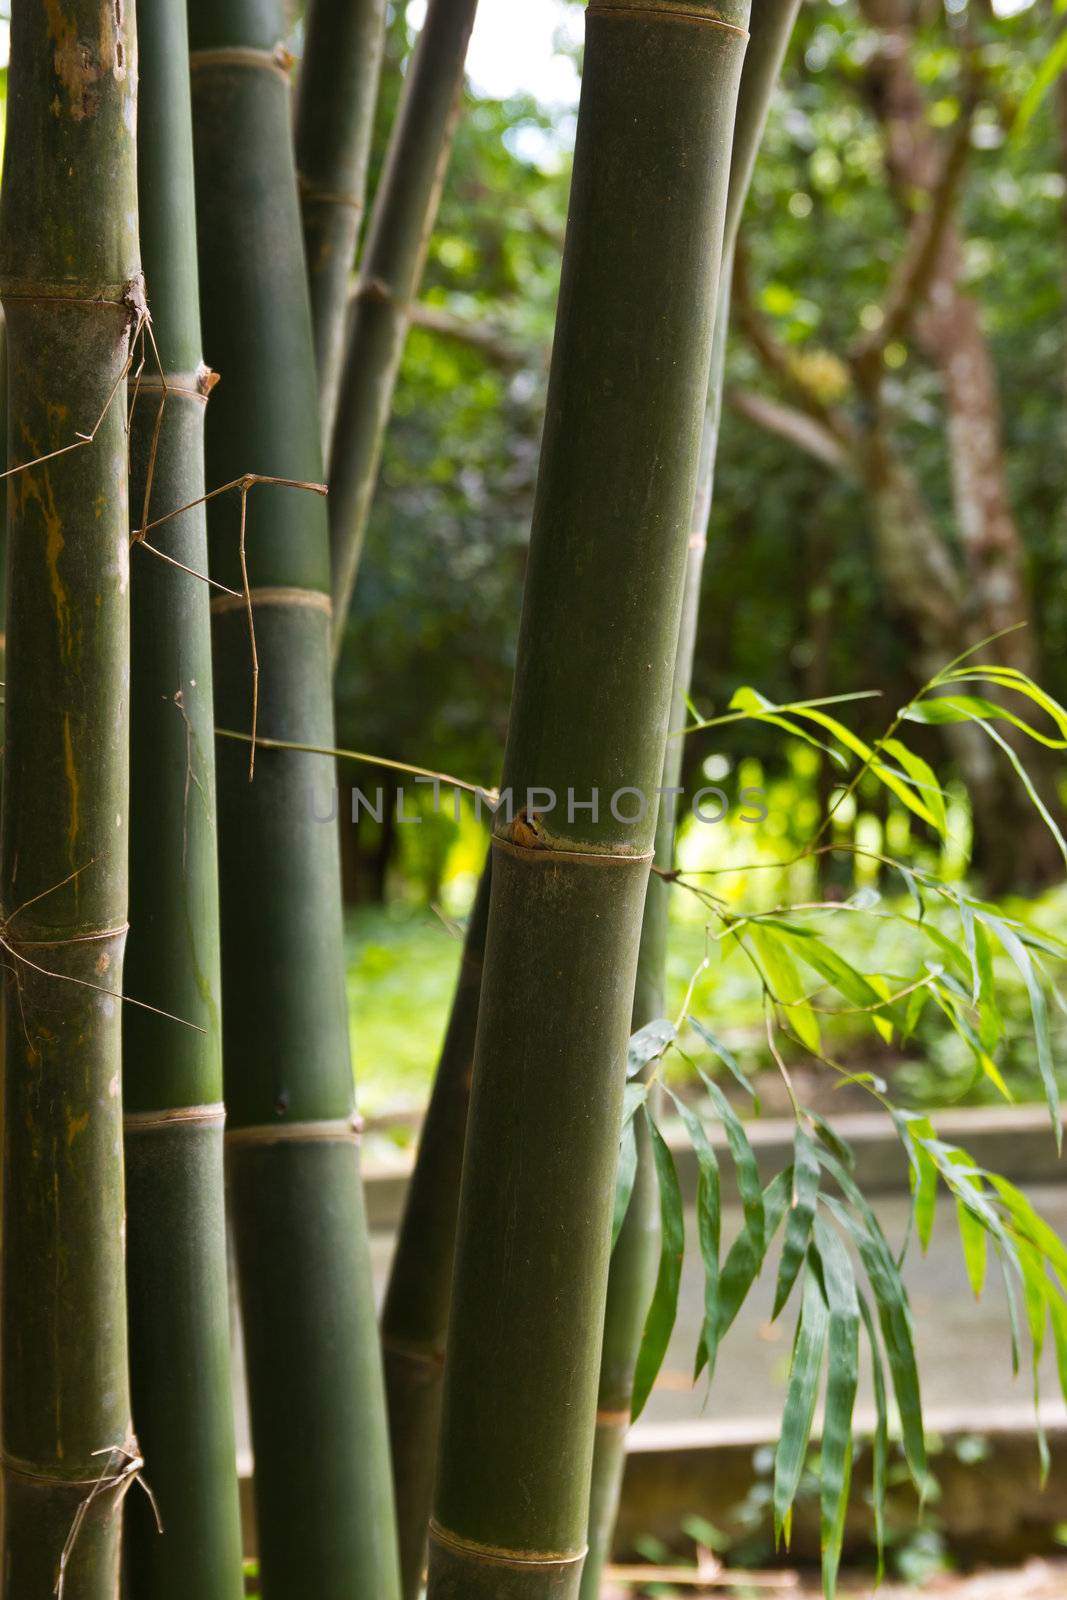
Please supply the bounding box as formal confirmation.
[362,1103,1067,1229]
[233,1109,1067,1564]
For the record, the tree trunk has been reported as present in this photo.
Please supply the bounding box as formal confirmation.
[328,0,479,661]
[0,2,139,1590]
[122,1,245,1593]
[860,0,1060,887]
[862,6,1030,661]
[426,6,750,1596]
[188,5,401,1595]
[295,0,387,451]
[381,861,492,1599]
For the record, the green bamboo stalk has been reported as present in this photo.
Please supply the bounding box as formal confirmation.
[426,6,750,1596]
[0,2,139,1591]
[188,4,400,1596]
[578,397,713,1600]
[381,859,492,1599]
[121,0,244,1594]
[327,0,479,660]
[0,310,7,681]
[295,0,387,450]
[580,9,801,1591]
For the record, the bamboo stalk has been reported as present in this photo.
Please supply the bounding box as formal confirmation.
[380,859,493,1598]
[187,5,401,1595]
[122,1,244,1594]
[327,0,479,660]
[425,6,750,1596]
[295,0,387,450]
[581,11,802,1591]
[0,2,140,1590]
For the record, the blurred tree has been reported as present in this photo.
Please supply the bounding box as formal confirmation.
[335,0,1067,899]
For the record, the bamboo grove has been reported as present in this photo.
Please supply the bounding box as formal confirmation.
[3,3,1067,1600]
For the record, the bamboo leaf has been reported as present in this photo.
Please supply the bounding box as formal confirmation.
[907,691,1067,750]
[1048,1287,1067,1401]
[928,981,1013,1102]
[912,1131,939,1254]
[750,925,821,1054]
[632,1118,685,1420]
[957,1198,988,1299]
[808,1111,856,1171]
[978,718,1067,871]
[689,1017,760,1104]
[612,1115,639,1251]
[998,1245,1024,1378]
[697,1168,793,1384]
[986,1174,1067,1287]
[940,667,1067,742]
[622,1080,649,1124]
[666,1088,722,1378]
[813,1219,860,1600]
[880,737,949,837]
[893,862,926,923]
[684,689,879,737]
[727,686,850,766]
[973,920,1003,1053]
[819,1165,926,1487]
[774,1125,821,1319]
[784,704,940,828]
[1018,1238,1051,1483]
[858,1290,889,1582]
[698,1072,766,1256]
[775,925,907,1042]
[628,1018,677,1079]
[984,914,1060,1147]
[774,1254,829,1544]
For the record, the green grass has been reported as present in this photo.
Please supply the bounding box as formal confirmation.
[346,901,466,1119]
[347,875,1067,1124]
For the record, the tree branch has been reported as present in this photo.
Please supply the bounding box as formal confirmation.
[408,301,528,368]
[731,238,855,449]
[850,103,975,373]
[727,386,852,472]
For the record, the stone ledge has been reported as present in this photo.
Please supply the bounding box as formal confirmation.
[363,1102,1067,1227]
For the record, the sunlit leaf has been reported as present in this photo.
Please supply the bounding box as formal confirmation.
[750,924,821,1053]
[957,1198,988,1300]
[983,914,1060,1147]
